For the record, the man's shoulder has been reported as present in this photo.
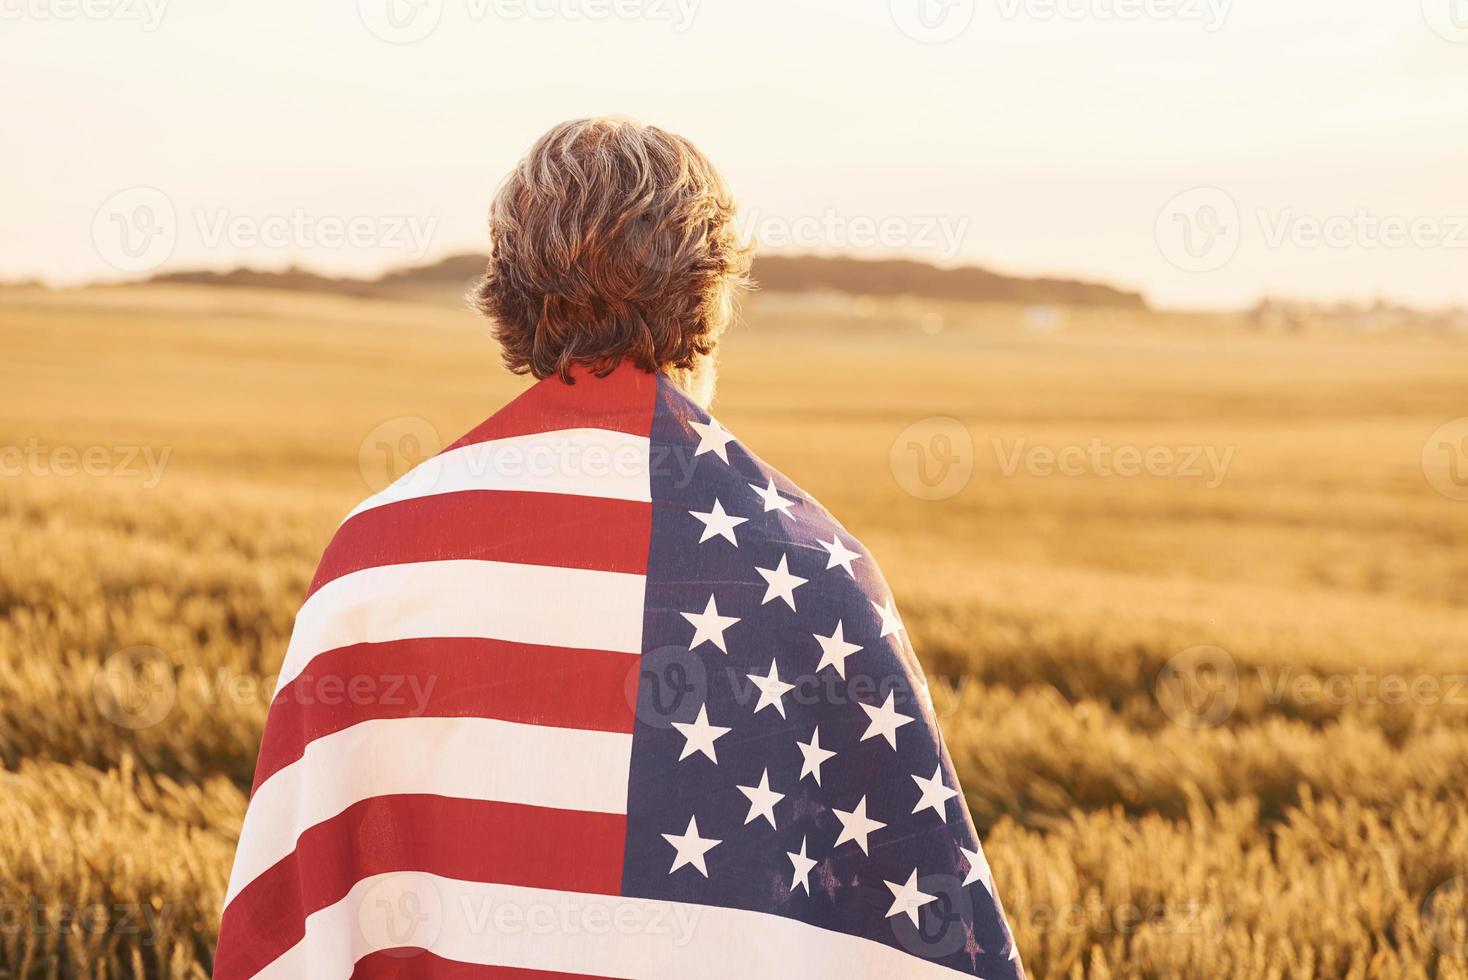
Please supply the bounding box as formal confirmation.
[311,367,885,606]
[310,368,663,594]
[647,376,890,601]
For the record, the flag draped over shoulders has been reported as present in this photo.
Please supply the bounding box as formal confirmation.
[216,363,1024,980]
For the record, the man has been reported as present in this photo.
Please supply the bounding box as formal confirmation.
[217,117,1023,980]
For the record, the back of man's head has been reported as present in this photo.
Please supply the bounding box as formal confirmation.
[473,117,752,387]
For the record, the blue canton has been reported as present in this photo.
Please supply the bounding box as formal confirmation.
[620,378,1023,979]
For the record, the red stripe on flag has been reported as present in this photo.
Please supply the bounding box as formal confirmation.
[446,366,656,451]
[352,951,625,980]
[215,798,627,980]
[252,638,638,792]
[310,490,651,597]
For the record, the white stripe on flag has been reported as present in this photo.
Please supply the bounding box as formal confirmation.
[347,427,652,521]
[273,559,646,696]
[258,874,988,980]
[225,718,633,906]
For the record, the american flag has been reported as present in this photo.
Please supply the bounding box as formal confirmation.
[216,364,1023,980]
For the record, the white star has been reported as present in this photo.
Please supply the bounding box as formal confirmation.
[750,477,795,516]
[755,554,807,610]
[662,815,721,876]
[961,845,997,895]
[911,765,959,817]
[671,705,731,763]
[813,621,862,678]
[787,836,817,895]
[688,498,747,546]
[832,795,887,855]
[884,869,938,926]
[746,660,796,718]
[872,596,906,638]
[736,768,784,828]
[689,418,736,462]
[819,534,861,575]
[860,691,916,750]
[681,594,739,653]
[797,727,837,785]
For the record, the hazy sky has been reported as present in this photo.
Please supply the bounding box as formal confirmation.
[4,0,1467,309]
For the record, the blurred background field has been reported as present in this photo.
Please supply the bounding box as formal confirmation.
[2,280,1467,978]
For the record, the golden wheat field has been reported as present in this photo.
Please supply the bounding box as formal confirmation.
[1,283,1467,979]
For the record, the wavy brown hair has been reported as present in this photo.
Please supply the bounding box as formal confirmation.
[472,117,753,383]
